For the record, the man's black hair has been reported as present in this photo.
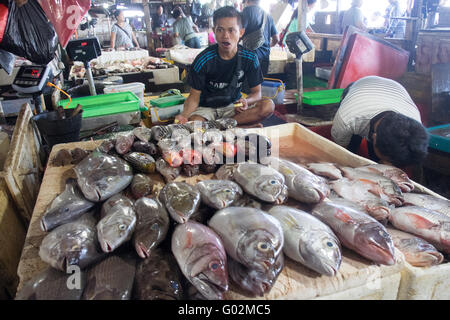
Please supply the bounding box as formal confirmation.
[375,112,429,167]
[173,7,182,19]
[213,6,242,28]
[113,9,122,19]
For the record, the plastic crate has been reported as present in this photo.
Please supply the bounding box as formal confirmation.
[150,95,186,108]
[104,82,145,109]
[302,89,345,106]
[427,124,450,153]
[261,79,285,105]
[57,92,140,118]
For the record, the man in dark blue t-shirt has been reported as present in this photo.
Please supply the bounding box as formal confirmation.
[175,6,275,127]
[241,0,279,76]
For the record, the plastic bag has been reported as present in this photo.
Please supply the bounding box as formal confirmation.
[0,0,58,64]
[0,48,15,74]
[38,0,91,48]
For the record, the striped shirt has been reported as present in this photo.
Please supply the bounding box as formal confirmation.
[331,76,422,147]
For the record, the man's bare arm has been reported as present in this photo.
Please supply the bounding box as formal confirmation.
[175,88,201,123]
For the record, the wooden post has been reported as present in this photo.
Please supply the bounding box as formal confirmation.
[143,0,154,54]
[297,0,307,114]
[408,0,424,68]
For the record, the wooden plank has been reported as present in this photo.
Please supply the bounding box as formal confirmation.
[2,104,43,225]
[0,178,26,298]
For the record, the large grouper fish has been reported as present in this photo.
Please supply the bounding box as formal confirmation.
[74,151,133,202]
[172,221,228,300]
[208,207,284,273]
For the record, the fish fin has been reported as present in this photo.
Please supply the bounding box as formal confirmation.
[283,214,300,229]
[405,213,439,230]
[334,209,355,224]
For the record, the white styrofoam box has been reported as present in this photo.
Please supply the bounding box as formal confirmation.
[104,82,146,108]
[150,104,184,123]
[168,47,204,65]
[397,262,450,300]
[148,66,180,85]
[262,80,285,105]
[93,49,149,65]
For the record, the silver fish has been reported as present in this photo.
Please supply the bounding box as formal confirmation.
[172,221,228,300]
[133,126,152,142]
[307,163,343,180]
[82,254,136,300]
[15,267,86,300]
[228,253,284,298]
[97,194,137,253]
[402,193,450,217]
[155,158,181,182]
[340,167,404,206]
[215,118,238,130]
[151,125,172,141]
[196,180,243,210]
[133,197,169,259]
[389,206,450,254]
[39,213,104,272]
[312,200,396,265]
[115,132,135,155]
[263,157,329,204]
[356,164,415,193]
[268,206,342,276]
[386,227,444,267]
[208,207,284,272]
[41,178,95,232]
[159,182,201,223]
[234,162,287,204]
[74,152,133,202]
[331,178,391,221]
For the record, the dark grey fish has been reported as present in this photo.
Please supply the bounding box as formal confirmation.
[50,149,72,166]
[15,267,86,300]
[182,164,200,177]
[123,152,156,174]
[215,164,238,181]
[134,248,184,300]
[133,127,152,142]
[132,141,160,158]
[115,132,135,155]
[97,194,137,253]
[215,118,238,130]
[228,252,284,297]
[156,158,181,182]
[71,148,90,165]
[96,139,116,154]
[41,178,95,232]
[159,182,201,223]
[130,174,154,199]
[200,163,218,174]
[133,197,169,259]
[82,254,136,300]
[74,152,134,202]
[39,213,105,272]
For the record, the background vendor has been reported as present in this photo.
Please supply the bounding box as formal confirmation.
[172,7,201,48]
[331,76,429,168]
[110,10,140,50]
[175,6,274,128]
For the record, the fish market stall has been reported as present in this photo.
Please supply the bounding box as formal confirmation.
[15,123,449,300]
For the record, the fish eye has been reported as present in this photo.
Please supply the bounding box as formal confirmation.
[257,242,270,252]
[270,180,276,185]
[327,242,334,247]
[119,224,127,231]
[224,189,231,193]
[209,261,219,271]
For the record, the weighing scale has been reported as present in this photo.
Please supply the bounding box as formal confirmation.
[11,64,52,114]
[66,37,102,96]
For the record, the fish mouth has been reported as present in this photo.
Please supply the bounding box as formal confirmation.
[102,240,113,253]
[136,242,150,259]
[368,241,395,265]
[399,183,415,193]
[194,274,228,300]
[369,206,390,220]
[409,251,444,267]
[40,219,48,232]
[319,262,339,277]
[389,196,404,207]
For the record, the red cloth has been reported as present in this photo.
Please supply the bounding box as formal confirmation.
[0,3,8,43]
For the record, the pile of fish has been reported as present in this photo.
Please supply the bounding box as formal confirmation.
[16,122,450,300]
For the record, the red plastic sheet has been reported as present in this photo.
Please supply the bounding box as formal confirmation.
[0,3,8,43]
[38,0,90,48]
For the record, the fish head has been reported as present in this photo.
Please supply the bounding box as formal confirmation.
[237,229,282,272]
[300,232,342,276]
[354,223,396,265]
[229,260,271,297]
[254,175,285,203]
[188,244,228,300]
[207,182,243,209]
[134,220,166,259]
[97,212,136,253]
[163,184,200,223]
[292,175,328,203]
[398,238,444,267]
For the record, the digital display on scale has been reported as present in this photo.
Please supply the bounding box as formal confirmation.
[21,67,43,79]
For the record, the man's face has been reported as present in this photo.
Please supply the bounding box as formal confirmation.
[157,6,163,15]
[214,17,245,54]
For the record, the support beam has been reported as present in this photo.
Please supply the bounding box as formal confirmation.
[297,0,307,114]
[143,0,154,54]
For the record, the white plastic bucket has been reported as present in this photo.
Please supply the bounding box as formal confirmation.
[104,82,146,109]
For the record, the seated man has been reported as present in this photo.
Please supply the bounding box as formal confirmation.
[175,6,274,127]
[331,76,429,168]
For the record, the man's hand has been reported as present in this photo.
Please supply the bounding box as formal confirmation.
[175,114,189,124]
[234,98,248,113]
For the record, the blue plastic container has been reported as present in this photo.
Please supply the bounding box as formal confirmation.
[261,80,285,105]
[427,124,450,153]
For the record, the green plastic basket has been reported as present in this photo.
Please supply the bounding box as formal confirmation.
[302,89,345,106]
[427,124,450,153]
[57,92,140,118]
[150,95,186,108]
